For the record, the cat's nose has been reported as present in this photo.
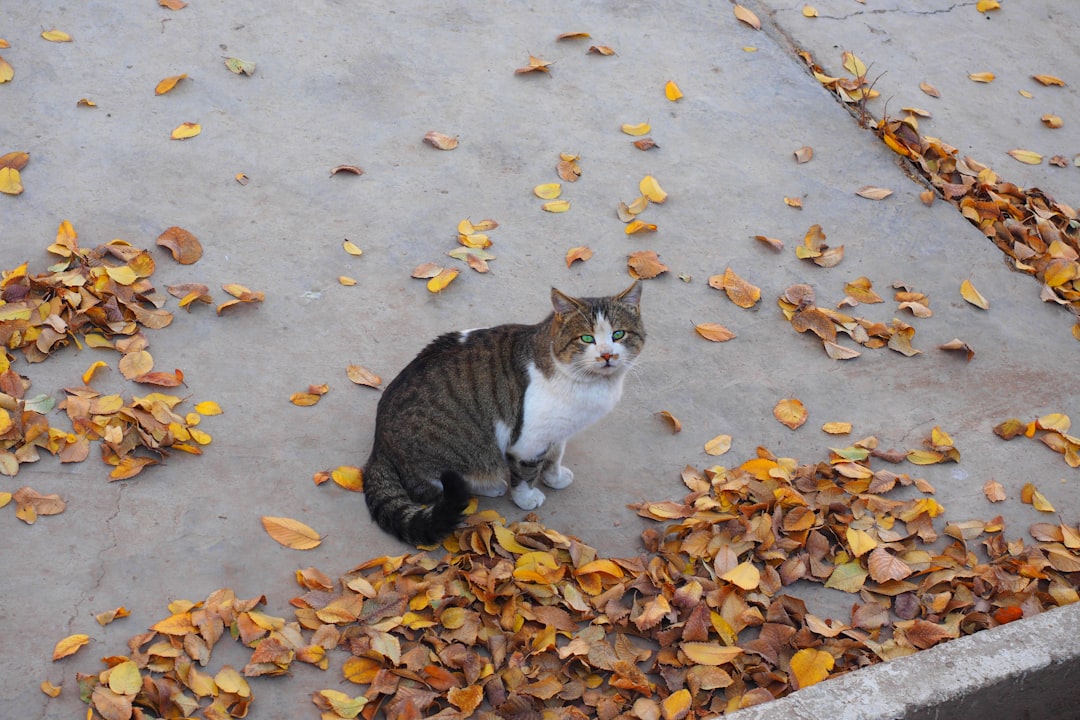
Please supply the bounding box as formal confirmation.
[599,352,616,363]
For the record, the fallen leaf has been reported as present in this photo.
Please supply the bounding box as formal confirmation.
[976,0,1000,10]
[868,547,912,582]
[802,5,818,17]
[794,146,813,163]
[40,681,61,698]
[77,98,96,107]
[625,220,657,234]
[332,466,364,491]
[733,4,761,29]
[411,262,442,279]
[423,131,458,150]
[968,72,995,83]
[855,186,893,200]
[960,279,989,309]
[704,434,732,456]
[0,151,29,170]
[0,167,23,195]
[784,196,803,209]
[1033,74,1066,87]
[1041,114,1063,129]
[534,183,562,199]
[338,276,356,286]
[53,634,90,661]
[695,323,736,342]
[774,398,808,430]
[330,165,364,176]
[0,55,13,83]
[789,648,833,689]
[261,516,322,550]
[565,246,593,267]
[633,138,659,151]
[224,57,256,75]
[938,338,974,361]
[170,122,201,140]
[556,31,591,41]
[515,55,552,75]
[754,235,784,251]
[712,267,760,308]
[119,351,153,380]
[621,122,651,136]
[41,29,73,42]
[159,0,187,9]
[664,80,683,101]
[1007,149,1043,165]
[542,199,571,213]
[842,51,867,78]
[587,45,617,56]
[721,561,760,590]
[639,175,668,203]
[661,689,692,720]
[346,364,381,388]
[155,74,188,95]
[824,340,861,360]
[656,411,682,433]
[822,421,852,435]
[627,251,668,279]
[156,226,203,264]
[983,480,1006,502]
[342,240,363,256]
[427,268,459,293]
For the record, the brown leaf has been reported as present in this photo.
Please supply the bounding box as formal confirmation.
[754,234,784,251]
[587,45,617,56]
[983,480,1006,502]
[656,411,682,433]
[565,246,593,267]
[855,186,893,200]
[627,250,668,280]
[515,55,553,74]
[938,338,974,361]
[156,226,203,265]
[712,267,760,308]
[633,138,659,151]
[0,151,30,170]
[330,165,364,176]
[867,547,912,582]
[793,146,813,163]
[919,81,940,97]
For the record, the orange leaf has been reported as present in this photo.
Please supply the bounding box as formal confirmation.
[261,516,322,550]
[695,323,736,342]
[332,466,364,492]
[626,250,668,280]
[427,268,459,293]
[118,350,153,380]
[565,246,593,267]
[656,411,682,433]
[789,648,834,689]
[664,80,683,102]
[346,364,381,388]
[156,226,203,264]
[52,633,90,661]
[447,686,484,715]
[155,73,188,95]
[423,131,458,150]
[968,72,995,83]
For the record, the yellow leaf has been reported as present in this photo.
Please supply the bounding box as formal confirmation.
[1032,489,1056,513]
[170,122,201,140]
[664,80,683,101]
[261,516,323,550]
[639,175,668,203]
[822,421,852,435]
[960,279,989,309]
[0,167,23,195]
[194,400,222,415]
[1033,74,1066,87]
[82,360,110,385]
[533,183,562,199]
[542,199,571,213]
[493,523,531,554]
[332,466,364,491]
[338,276,357,286]
[39,680,62,698]
[733,4,761,30]
[846,528,877,557]
[52,634,90,661]
[1037,413,1071,433]
[656,411,682,433]
[784,196,803,209]
[119,350,154,380]
[318,689,368,719]
[1007,149,1042,165]
[721,561,760,590]
[704,434,732,456]
[0,55,13,83]
[968,72,995,83]
[105,265,138,285]
[661,689,692,720]
[625,220,657,234]
[976,0,1000,10]
[426,267,459,293]
[1041,114,1063,129]
[215,666,250,697]
[107,660,142,696]
[790,648,834,689]
[342,240,363,256]
[41,29,73,42]
[773,398,808,430]
[907,449,945,465]
[621,122,651,136]
[565,246,593,267]
[842,51,867,77]
[1019,89,1034,98]
[681,642,744,665]
[155,73,188,95]
[802,5,818,17]
[189,428,211,445]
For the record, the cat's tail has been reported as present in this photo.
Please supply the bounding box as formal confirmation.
[364,468,471,546]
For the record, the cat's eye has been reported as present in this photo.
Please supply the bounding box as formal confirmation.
[580,334,595,344]
[612,330,626,341]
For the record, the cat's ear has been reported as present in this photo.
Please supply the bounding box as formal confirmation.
[615,280,642,308]
[551,288,584,316]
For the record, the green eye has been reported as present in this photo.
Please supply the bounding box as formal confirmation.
[612,330,626,341]
[580,334,595,344]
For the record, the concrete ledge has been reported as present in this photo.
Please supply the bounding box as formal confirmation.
[727,602,1080,720]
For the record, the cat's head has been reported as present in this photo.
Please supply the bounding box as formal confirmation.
[549,281,644,379]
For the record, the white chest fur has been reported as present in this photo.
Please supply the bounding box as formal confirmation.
[509,362,624,461]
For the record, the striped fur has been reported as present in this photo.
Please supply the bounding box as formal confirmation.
[364,282,644,545]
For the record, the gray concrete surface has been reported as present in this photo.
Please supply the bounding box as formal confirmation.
[2,0,1078,717]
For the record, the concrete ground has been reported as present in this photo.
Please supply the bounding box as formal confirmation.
[2,0,1077,717]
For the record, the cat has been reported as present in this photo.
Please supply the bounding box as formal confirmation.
[363,281,644,545]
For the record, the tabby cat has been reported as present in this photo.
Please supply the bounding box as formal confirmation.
[363,281,645,545]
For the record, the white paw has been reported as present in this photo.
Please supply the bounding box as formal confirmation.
[542,466,574,489]
[511,484,546,510]
[469,480,507,498]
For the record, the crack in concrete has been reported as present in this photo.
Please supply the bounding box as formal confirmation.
[795,3,971,22]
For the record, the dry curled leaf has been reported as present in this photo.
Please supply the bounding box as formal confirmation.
[794,146,813,164]
[938,338,974,361]
[627,251,668,280]
[515,55,552,74]
[565,246,593,267]
[633,138,659,151]
[656,411,682,434]
[224,57,256,75]
[427,268,459,293]
[330,165,364,176]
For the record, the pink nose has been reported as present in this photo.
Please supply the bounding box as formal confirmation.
[600,352,615,362]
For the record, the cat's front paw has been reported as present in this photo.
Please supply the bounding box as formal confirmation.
[542,466,574,489]
[511,483,546,510]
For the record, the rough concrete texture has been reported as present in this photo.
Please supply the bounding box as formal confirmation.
[2,0,1078,718]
